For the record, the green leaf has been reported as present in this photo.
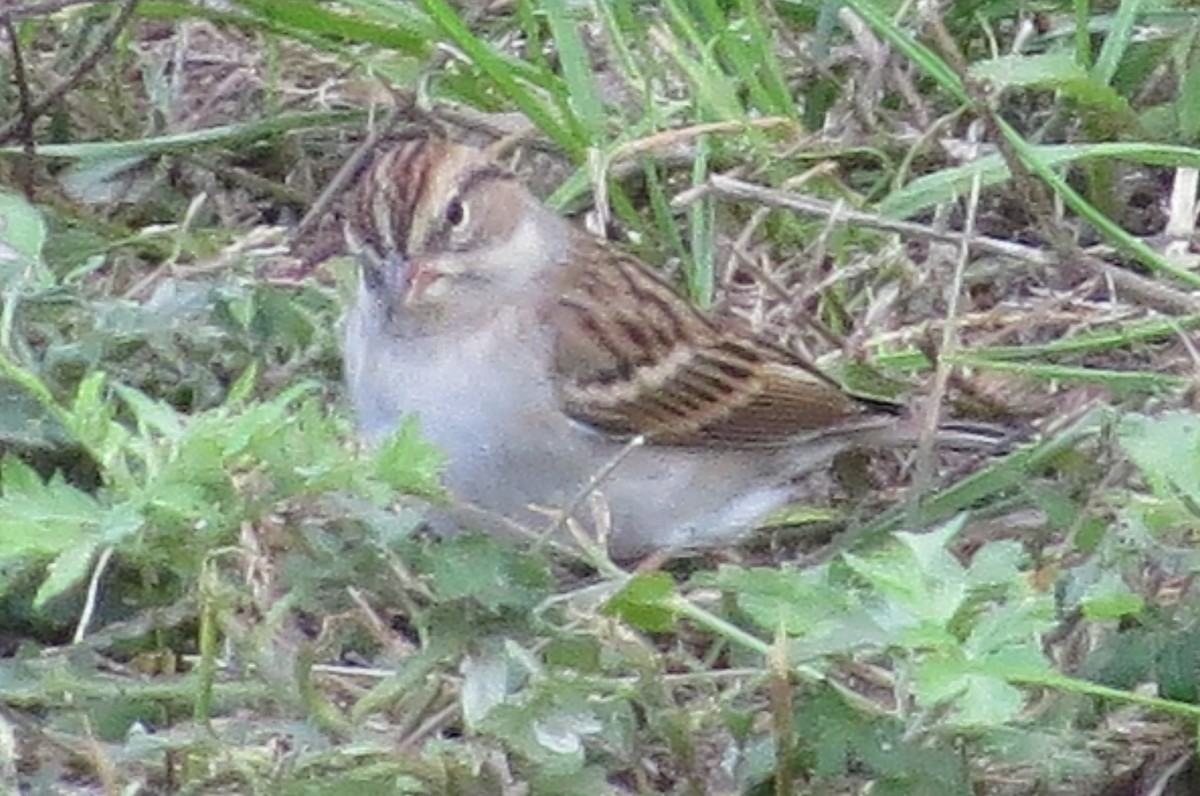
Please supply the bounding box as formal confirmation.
[0,456,100,558]
[882,142,1200,220]
[544,636,601,671]
[140,473,219,523]
[0,380,74,451]
[4,112,364,162]
[113,383,186,441]
[963,598,1056,661]
[1118,412,1200,502]
[98,502,146,545]
[68,371,122,457]
[34,541,99,608]
[337,0,438,43]
[975,639,1054,680]
[542,0,606,139]
[714,564,847,636]
[955,673,1025,726]
[798,686,970,791]
[843,520,967,627]
[1080,571,1145,620]
[1156,630,1200,702]
[971,50,1085,88]
[604,572,677,632]
[530,767,612,796]
[374,415,446,498]
[919,645,1032,727]
[897,518,966,572]
[686,134,714,307]
[461,644,511,729]
[1179,58,1200,141]
[217,383,310,458]
[426,533,553,612]
[232,0,430,54]
[1,453,41,493]
[0,191,48,271]
[653,10,745,122]
[225,364,259,407]
[1082,627,1156,689]
[913,652,969,700]
[59,156,150,205]
[964,540,1025,588]
[418,0,578,154]
[971,51,1133,124]
[1091,0,1144,87]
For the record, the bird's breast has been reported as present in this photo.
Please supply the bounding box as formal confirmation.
[344,292,598,491]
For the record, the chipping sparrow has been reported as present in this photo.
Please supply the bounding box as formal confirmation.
[342,136,999,556]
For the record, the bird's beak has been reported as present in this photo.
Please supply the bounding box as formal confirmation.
[375,252,409,298]
[373,252,441,305]
[404,260,443,304]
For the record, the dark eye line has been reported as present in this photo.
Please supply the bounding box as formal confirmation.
[421,165,515,253]
[456,164,513,198]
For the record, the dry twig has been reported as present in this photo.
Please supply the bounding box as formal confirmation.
[702,175,1200,315]
[0,0,142,144]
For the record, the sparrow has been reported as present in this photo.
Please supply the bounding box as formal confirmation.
[341,134,1002,556]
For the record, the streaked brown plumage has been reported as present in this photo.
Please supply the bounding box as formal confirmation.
[551,231,876,445]
[341,135,998,555]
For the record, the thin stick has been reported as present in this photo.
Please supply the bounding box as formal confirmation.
[703,174,1200,315]
[909,145,982,514]
[3,15,35,197]
[533,435,646,561]
[293,100,409,240]
[73,546,113,644]
[0,0,142,143]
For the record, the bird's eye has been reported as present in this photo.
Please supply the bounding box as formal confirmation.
[445,198,467,228]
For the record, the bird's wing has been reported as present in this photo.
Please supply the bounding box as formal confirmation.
[549,235,889,447]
